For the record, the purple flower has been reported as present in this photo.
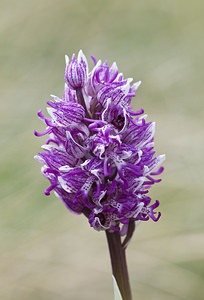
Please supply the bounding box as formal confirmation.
[35,50,165,232]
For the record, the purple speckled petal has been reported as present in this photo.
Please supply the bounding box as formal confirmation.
[58,167,88,193]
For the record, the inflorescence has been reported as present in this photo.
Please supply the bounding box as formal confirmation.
[35,50,165,232]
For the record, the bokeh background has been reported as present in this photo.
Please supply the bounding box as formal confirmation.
[1,0,203,299]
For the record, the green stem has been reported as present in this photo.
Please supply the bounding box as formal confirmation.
[106,230,132,300]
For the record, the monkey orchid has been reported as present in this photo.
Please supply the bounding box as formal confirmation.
[35,50,165,300]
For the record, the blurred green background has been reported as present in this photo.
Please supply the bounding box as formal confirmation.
[1,0,203,299]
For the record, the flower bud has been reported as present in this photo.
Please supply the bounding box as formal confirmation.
[64,50,88,90]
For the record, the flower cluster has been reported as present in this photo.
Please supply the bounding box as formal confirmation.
[35,50,165,232]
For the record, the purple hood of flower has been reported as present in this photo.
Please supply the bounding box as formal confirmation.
[35,50,165,232]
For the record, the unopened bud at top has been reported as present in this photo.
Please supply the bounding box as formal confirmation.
[64,50,88,90]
